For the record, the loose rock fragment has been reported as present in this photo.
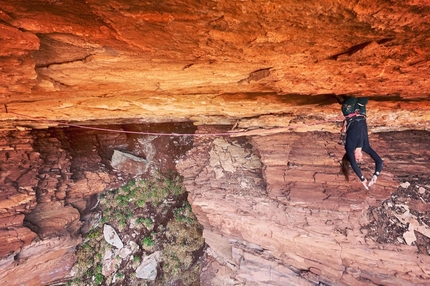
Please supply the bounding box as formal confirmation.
[400,182,410,189]
[136,251,161,280]
[103,224,123,249]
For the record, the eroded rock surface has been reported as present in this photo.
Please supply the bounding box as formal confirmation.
[0,0,430,284]
[177,128,430,285]
[0,128,109,285]
[0,0,430,130]
[0,123,195,285]
[0,124,429,285]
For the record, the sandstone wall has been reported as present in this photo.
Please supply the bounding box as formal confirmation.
[0,0,430,285]
[0,128,119,285]
[0,0,430,127]
[177,128,430,285]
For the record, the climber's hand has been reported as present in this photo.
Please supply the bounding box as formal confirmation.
[368,175,378,187]
[361,179,369,190]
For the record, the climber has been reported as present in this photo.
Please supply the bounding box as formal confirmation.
[337,96,383,190]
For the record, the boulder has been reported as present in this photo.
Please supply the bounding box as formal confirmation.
[103,224,124,249]
[111,150,148,176]
[25,201,81,239]
[136,251,161,281]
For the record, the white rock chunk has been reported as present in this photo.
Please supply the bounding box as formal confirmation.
[103,224,124,249]
[128,241,140,253]
[119,246,132,259]
[394,204,430,245]
[111,150,148,175]
[400,182,410,189]
[102,248,122,277]
[403,228,417,246]
[118,241,140,260]
[136,251,161,280]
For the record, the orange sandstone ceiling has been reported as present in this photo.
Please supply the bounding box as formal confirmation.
[0,0,429,129]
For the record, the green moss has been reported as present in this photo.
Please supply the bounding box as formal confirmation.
[72,172,202,285]
[94,272,103,285]
[142,234,155,248]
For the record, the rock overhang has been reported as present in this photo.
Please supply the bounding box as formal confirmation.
[0,2,430,284]
[0,0,430,132]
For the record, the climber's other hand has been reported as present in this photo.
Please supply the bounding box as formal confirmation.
[368,175,378,187]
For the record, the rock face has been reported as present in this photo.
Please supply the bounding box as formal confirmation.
[0,123,195,285]
[0,0,430,128]
[0,128,117,285]
[0,0,430,285]
[177,128,430,285]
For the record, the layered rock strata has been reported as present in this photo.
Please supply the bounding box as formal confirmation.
[177,128,430,285]
[0,130,80,285]
[0,0,430,284]
[0,128,118,285]
[1,0,430,127]
[0,123,195,285]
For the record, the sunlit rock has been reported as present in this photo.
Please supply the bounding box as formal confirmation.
[103,224,123,249]
[136,251,161,280]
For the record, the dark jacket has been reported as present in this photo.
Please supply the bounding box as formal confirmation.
[345,116,383,181]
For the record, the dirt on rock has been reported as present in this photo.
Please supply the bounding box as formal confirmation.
[363,178,430,254]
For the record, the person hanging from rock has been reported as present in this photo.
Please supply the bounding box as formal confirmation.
[336,96,383,190]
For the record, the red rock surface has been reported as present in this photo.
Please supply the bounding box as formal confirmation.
[0,235,81,286]
[0,0,430,285]
[0,123,195,285]
[177,127,430,285]
[0,0,429,128]
[0,128,117,285]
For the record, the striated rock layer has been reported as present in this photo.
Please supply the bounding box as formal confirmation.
[0,128,115,285]
[0,123,195,285]
[0,0,430,129]
[177,128,430,285]
[0,0,430,285]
